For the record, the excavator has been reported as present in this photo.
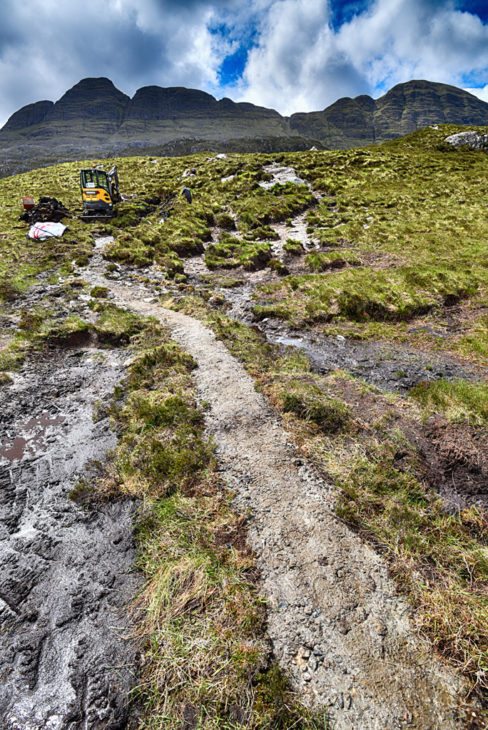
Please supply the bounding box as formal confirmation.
[80,165,121,221]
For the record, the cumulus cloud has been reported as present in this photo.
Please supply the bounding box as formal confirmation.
[0,0,241,124]
[237,0,488,114]
[0,0,487,125]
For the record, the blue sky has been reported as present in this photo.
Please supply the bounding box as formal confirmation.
[0,0,488,124]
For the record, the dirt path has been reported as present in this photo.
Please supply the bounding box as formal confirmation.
[87,245,472,727]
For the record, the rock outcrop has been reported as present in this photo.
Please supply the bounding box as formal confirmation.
[445,130,488,150]
[2,100,54,131]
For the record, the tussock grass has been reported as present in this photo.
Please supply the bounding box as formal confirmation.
[178,303,488,697]
[305,250,361,272]
[410,379,488,426]
[280,378,352,433]
[283,238,305,256]
[205,236,272,271]
[254,266,479,324]
[335,451,488,690]
[104,319,327,727]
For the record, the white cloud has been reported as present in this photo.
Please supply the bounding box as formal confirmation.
[0,0,488,126]
[465,85,488,103]
[0,0,237,124]
[237,0,369,114]
[236,0,488,114]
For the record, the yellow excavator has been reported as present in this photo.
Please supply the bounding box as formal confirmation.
[80,165,121,221]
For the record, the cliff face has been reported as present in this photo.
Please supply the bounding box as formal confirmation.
[3,100,54,131]
[290,81,488,147]
[1,77,488,176]
[45,77,129,124]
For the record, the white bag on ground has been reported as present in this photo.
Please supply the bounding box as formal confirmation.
[28,222,67,240]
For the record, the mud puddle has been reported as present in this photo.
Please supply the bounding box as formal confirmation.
[264,326,482,391]
[0,414,64,463]
[0,344,140,729]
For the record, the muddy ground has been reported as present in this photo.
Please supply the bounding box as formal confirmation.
[76,236,480,728]
[0,182,485,728]
[0,341,140,729]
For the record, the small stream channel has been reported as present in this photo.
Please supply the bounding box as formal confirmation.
[0,305,140,728]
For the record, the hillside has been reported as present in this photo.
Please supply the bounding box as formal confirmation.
[2,78,488,176]
[0,126,486,728]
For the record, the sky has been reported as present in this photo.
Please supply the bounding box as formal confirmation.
[1,0,488,126]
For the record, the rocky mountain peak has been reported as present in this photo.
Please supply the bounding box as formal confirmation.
[127,86,218,120]
[3,100,54,131]
[45,77,130,124]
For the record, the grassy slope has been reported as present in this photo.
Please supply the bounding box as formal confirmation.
[0,125,486,716]
[254,126,488,364]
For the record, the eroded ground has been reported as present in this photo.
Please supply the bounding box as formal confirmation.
[0,128,486,727]
[0,343,140,728]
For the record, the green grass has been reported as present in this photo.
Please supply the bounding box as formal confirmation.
[283,238,305,256]
[173,299,488,696]
[281,378,352,433]
[335,451,488,689]
[1,130,487,712]
[205,235,272,271]
[98,318,328,728]
[410,379,488,426]
[305,250,361,272]
[254,265,480,324]
[248,128,488,361]
[0,129,486,367]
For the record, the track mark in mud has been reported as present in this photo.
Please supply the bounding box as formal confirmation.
[89,271,471,728]
[0,347,140,729]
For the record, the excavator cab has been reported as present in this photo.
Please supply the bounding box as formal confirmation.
[80,165,121,221]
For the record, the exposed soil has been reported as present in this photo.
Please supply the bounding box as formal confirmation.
[265,327,482,392]
[0,343,140,729]
[421,417,488,509]
[313,375,488,510]
[81,240,477,729]
[1,220,483,728]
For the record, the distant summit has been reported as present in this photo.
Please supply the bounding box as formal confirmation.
[290,80,488,147]
[1,78,488,176]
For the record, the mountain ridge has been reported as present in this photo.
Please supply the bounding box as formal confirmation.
[1,77,488,176]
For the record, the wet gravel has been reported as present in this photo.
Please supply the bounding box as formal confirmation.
[0,346,140,729]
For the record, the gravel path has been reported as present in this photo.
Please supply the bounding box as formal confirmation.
[95,270,470,728]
